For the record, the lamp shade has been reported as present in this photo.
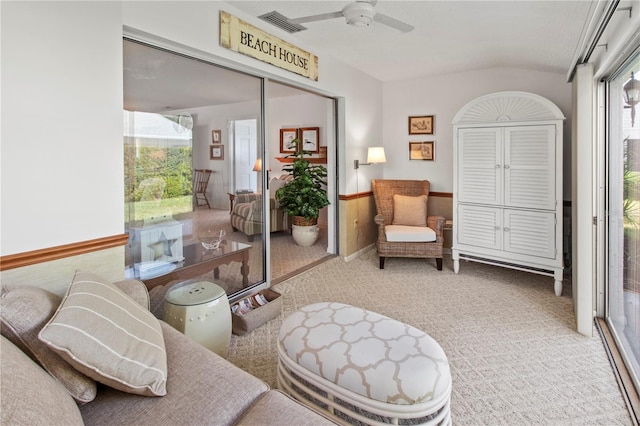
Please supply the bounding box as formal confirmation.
[367,147,386,164]
[252,158,262,172]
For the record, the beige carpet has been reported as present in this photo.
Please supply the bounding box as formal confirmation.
[226,250,632,425]
[182,208,330,295]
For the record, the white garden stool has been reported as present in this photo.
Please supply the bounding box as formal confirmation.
[277,302,451,426]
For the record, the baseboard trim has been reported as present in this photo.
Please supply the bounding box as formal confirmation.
[344,244,375,262]
[0,234,129,271]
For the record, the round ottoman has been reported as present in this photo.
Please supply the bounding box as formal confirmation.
[163,280,231,357]
[277,302,451,425]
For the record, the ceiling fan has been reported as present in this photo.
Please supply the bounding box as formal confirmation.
[259,1,414,34]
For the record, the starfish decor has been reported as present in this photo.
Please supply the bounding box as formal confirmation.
[147,232,177,261]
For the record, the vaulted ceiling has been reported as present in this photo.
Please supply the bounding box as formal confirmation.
[227,0,597,82]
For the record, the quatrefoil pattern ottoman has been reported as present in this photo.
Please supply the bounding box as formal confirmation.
[277,302,451,425]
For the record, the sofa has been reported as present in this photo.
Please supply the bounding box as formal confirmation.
[230,175,292,241]
[0,271,334,425]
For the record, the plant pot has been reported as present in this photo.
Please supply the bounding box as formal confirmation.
[291,216,319,246]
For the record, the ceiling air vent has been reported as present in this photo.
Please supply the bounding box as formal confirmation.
[259,11,307,33]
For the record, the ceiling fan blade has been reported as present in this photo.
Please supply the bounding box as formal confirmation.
[290,11,344,24]
[373,13,414,33]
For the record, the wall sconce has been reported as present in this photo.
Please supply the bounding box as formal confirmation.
[354,147,386,169]
[624,71,639,127]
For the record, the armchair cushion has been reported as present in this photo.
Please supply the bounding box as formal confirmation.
[385,225,436,242]
[392,194,428,227]
[234,201,256,220]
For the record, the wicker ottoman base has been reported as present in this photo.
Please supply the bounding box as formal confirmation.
[277,302,451,426]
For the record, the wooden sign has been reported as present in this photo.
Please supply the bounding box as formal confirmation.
[220,11,318,81]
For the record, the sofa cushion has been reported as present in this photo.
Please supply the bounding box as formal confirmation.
[0,286,97,403]
[80,321,269,426]
[392,194,428,227]
[236,390,335,425]
[38,271,167,396]
[269,176,288,198]
[113,278,150,310]
[385,224,436,242]
[1,335,84,425]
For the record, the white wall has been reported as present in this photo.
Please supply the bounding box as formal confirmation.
[268,93,330,176]
[0,1,383,257]
[1,2,124,255]
[188,101,261,209]
[382,67,573,197]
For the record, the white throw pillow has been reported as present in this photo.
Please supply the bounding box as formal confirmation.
[38,271,167,397]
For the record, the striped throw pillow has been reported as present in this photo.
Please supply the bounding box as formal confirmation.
[38,271,167,396]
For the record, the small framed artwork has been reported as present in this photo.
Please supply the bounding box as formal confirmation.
[299,127,320,153]
[210,145,224,160]
[212,130,222,144]
[409,142,435,161]
[408,115,434,135]
[280,128,299,153]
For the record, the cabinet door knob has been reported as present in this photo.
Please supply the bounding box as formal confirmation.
[504,227,510,232]
[495,164,501,168]
[504,165,510,169]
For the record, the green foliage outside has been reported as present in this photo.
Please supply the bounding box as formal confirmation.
[624,169,639,229]
[124,145,193,222]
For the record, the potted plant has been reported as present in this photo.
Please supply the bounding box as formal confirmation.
[275,138,330,246]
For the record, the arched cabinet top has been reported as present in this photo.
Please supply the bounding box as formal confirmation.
[452,91,565,125]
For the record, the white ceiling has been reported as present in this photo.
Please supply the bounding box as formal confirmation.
[227,0,597,82]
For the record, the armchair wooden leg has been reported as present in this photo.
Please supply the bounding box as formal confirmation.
[436,258,443,271]
[379,257,385,269]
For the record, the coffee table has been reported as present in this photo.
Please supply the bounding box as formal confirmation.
[141,240,251,289]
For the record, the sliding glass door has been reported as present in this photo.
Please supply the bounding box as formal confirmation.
[123,39,266,297]
[607,52,640,390]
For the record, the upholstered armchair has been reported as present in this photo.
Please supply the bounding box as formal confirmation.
[230,176,292,241]
[371,179,445,270]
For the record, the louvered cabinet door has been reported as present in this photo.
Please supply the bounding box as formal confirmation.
[457,128,502,205]
[503,209,556,259]
[456,204,502,250]
[504,125,556,210]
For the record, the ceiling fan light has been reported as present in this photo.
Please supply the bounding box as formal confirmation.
[343,2,374,27]
[347,16,372,27]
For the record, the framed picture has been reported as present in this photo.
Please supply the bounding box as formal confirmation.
[409,142,435,161]
[408,115,434,135]
[299,127,320,153]
[280,128,299,153]
[210,145,224,160]
[212,130,222,144]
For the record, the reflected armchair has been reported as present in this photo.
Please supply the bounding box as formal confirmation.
[372,179,445,270]
[230,175,292,242]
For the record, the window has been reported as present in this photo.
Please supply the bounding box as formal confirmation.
[607,51,640,392]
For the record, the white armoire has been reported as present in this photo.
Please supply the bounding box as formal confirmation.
[452,91,565,295]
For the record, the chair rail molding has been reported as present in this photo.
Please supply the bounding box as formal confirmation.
[0,234,129,271]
